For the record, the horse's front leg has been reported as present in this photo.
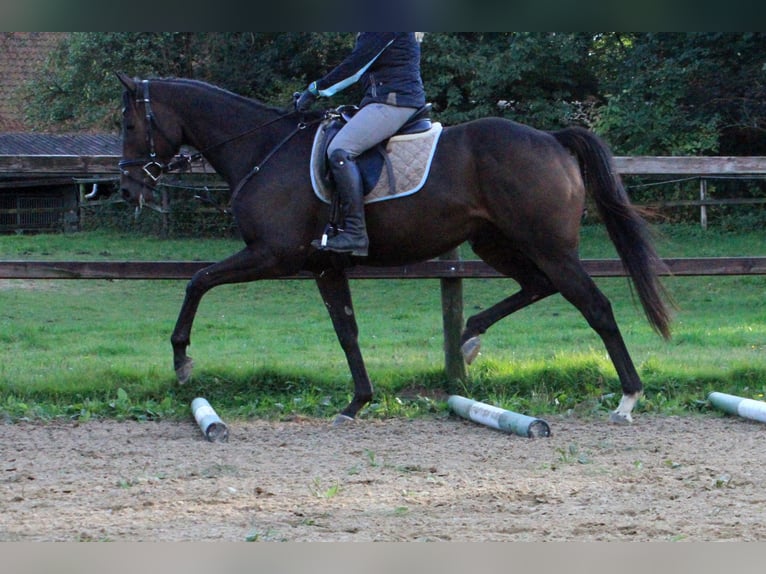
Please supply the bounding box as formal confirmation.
[314,268,373,424]
[171,246,280,384]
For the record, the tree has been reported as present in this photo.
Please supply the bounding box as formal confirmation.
[200,32,353,104]
[24,32,766,159]
[23,32,355,132]
[593,33,766,155]
[24,33,202,131]
[421,32,598,129]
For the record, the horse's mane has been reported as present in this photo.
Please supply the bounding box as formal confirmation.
[152,76,289,115]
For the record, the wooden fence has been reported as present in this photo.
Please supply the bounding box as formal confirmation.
[617,156,766,229]
[3,256,766,280]
[2,154,766,379]
[4,154,766,229]
[3,154,765,175]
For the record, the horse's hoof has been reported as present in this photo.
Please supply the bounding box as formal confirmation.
[461,336,481,365]
[333,414,355,426]
[609,410,633,424]
[175,357,194,385]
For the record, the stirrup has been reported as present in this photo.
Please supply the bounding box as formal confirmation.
[311,237,368,257]
[315,222,341,248]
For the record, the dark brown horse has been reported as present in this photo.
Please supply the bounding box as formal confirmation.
[117,73,672,425]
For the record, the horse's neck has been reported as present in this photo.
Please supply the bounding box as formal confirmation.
[159,81,279,176]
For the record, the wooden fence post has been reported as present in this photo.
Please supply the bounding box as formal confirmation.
[439,248,467,382]
[78,182,86,230]
[699,178,708,230]
[161,187,169,238]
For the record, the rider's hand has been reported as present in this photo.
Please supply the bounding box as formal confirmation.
[294,90,317,112]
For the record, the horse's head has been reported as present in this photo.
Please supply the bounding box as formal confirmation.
[116,72,182,209]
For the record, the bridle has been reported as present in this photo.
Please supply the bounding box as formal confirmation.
[118,80,181,192]
[118,79,318,208]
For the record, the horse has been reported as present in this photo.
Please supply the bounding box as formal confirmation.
[116,73,672,425]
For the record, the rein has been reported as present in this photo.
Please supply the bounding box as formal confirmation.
[228,121,310,204]
[119,79,316,202]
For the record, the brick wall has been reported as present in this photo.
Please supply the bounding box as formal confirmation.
[0,32,68,131]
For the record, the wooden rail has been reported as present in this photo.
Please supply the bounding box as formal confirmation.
[4,154,766,230]
[3,257,766,280]
[3,154,766,176]
[615,156,766,175]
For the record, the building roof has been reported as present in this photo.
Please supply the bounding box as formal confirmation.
[0,32,68,131]
[0,132,121,156]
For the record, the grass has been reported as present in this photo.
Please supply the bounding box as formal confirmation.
[2,223,766,423]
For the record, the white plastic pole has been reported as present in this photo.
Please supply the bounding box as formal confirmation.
[448,395,550,437]
[708,392,766,424]
[191,397,229,442]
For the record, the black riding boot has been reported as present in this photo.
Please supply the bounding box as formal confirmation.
[313,149,369,257]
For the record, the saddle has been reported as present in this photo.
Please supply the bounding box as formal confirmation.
[310,104,443,205]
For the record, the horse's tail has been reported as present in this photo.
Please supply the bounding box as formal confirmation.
[552,126,673,339]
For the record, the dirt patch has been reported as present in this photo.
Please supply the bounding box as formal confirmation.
[2,413,766,541]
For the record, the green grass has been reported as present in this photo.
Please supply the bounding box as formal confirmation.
[2,224,766,422]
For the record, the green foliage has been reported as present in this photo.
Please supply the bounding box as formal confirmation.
[203,32,354,105]
[24,33,203,131]
[22,32,355,132]
[421,32,597,128]
[593,32,766,155]
[22,32,766,157]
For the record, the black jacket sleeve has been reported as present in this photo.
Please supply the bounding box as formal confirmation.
[308,33,397,97]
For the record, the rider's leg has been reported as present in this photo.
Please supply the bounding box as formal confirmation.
[312,103,416,256]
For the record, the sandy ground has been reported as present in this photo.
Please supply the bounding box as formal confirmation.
[3,412,766,542]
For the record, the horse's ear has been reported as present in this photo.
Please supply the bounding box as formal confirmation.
[115,71,136,93]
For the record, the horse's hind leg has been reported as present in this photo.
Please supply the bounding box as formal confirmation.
[314,268,373,424]
[538,254,644,423]
[473,229,644,423]
[462,234,558,363]
[461,280,556,364]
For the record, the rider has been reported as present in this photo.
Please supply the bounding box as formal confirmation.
[295,32,427,257]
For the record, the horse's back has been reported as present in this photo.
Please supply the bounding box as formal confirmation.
[441,116,571,159]
[363,116,586,264]
[433,116,583,201]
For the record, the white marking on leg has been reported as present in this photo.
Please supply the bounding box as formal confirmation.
[609,393,639,424]
[333,414,355,426]
[461,336,481,365]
